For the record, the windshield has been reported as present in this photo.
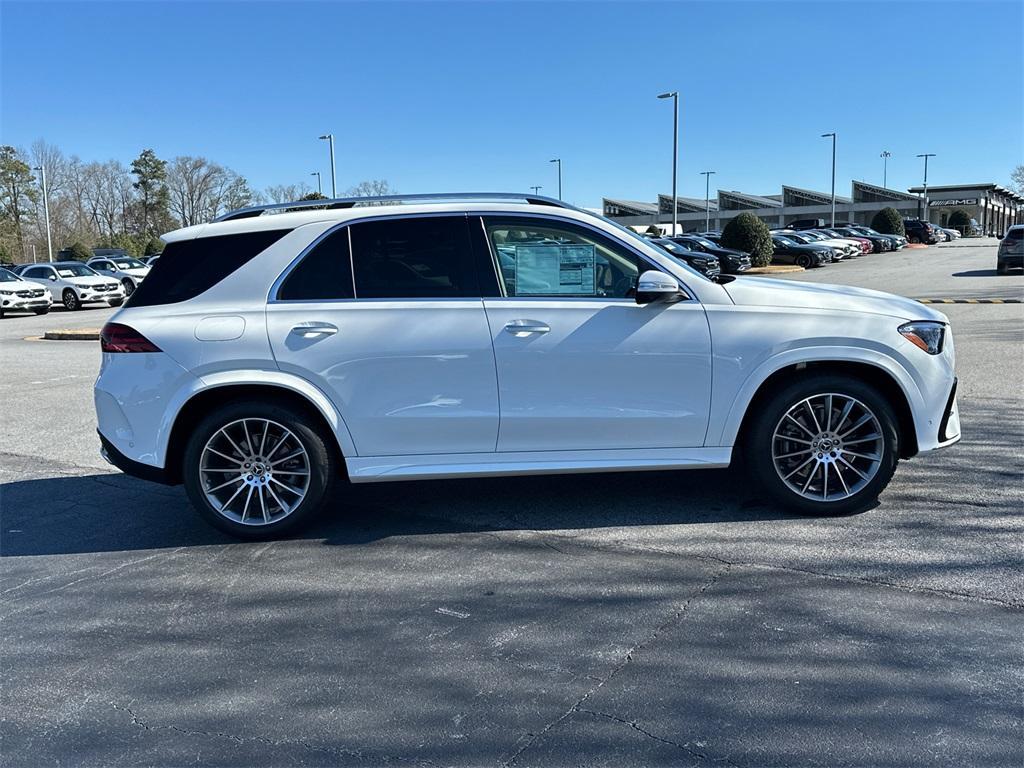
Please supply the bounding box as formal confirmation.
[112,258,146,270]
[773,236,796,247]
[55,263,97,278]
[687,236,717,249]
[654,239,697,257]
[0,268,19,282]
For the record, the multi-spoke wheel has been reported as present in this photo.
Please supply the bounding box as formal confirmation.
[183,401,338,538]
[747,375,899,515]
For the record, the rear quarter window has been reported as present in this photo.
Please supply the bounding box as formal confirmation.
[127,229,291,307]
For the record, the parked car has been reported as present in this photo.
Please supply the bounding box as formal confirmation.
[997,225,1023,274]
[86,255,150,297]
[902,219,940,244]
[770,234,832,268]
[95,192,960,538]
[787,218,827,230]
[818,228,872,254]
[145,254,161,266]
[784,230,854,260]
[937,226,961,241]
[833,226,895,252]
[670,235,751,273]
[0,267,51,317]
[648,237,721,278]
[18,261,125,310]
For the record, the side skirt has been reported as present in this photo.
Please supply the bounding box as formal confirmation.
[345,447,732,483]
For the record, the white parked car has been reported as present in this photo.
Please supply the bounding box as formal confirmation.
[20,261,125,311]
[86,255,150,297]
[0,267,51,317]
[94,193,960,539]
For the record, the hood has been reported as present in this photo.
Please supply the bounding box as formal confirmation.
[123,268,149,277]
[723,277,948,322]
[712,246,748,258]
[3,278,45,290]
[70,275,114,287]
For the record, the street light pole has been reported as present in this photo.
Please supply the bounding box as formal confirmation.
[917,153,935,222]
[700,170,716,232]
[658,91,679,234]
[880,150,891,188]
[318,134,336,198]
[529,185,542,195]
[311,171,322,195]
[549,159,562,200]
[33,165,53,262]
[821,132,836,227]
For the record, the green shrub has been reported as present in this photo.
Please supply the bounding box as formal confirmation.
[144,237,164,256]
[66,241,93,261]
[948,209,971,230]
[721,212,773,267]
[871,207,905,236]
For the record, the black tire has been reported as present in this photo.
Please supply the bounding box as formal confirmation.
[744,374,899,516]
[32,307,49,315]
[62,289,81,311]
[795,254,812,269]
[108,298,124,307]
[182,400,339,539]
[996,262,1008,275]
[122,278,135,296]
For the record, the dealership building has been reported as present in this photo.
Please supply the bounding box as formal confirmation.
[603,181,1024,235]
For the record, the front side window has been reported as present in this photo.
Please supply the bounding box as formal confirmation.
[484,217,647,299]
[349,216,477,299]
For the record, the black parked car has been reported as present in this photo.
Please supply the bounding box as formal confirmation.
[670,235,751,273]
[770,235,832,268]
[902,219,940,244]
[648,238,721,278]
[833,226,892,253]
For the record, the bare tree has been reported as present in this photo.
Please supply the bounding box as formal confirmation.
[346,179,395,200]
[264,183,312,204]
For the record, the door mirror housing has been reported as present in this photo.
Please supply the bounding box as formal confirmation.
[636,270,682,305]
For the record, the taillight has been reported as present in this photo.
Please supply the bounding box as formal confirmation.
[100,323,161,353]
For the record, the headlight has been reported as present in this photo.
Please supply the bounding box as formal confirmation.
[899,321,945,354]
[0,289,14,295]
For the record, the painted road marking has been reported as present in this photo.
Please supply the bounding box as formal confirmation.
[916,298,1021,304]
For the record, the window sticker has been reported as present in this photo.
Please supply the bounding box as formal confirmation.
[513,244,596,296]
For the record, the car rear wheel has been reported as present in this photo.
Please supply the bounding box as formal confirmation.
[62,289,81,311]
[183,400,338,539]
[122,278,135,296]
[745,375,899,516]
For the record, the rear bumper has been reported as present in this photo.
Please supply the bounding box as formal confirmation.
[997,253,1023,268]
[99,431,176,485]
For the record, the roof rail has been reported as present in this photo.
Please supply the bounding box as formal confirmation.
[214,192,578,222]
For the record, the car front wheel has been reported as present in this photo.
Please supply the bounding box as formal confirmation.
[795,254,812,269]
[62,289,81,311]
[746,374,899,516]
[182,400,338,539]
[122,278,135,296]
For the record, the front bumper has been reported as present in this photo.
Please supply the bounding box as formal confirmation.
[1,295,50,310]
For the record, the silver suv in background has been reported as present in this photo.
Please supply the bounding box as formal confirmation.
[997,225,1023,274]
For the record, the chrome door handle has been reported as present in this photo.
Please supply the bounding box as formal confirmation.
[290,322,338,337]
[504,320,550,336]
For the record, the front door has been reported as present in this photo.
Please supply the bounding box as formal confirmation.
[478,216,713,452]
[267,215,498,457]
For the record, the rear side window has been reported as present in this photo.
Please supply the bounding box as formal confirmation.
[278,228,354,301]
[1006,228,1023,241]
[127,229,291,307]
[349,216,478,299]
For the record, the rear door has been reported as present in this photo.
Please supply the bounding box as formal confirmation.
[477,215,712,452]
[266,214,499,457]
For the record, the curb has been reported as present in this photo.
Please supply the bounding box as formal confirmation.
[42,328,101,341]
[916,298,1022,304]
[745,265,805,275]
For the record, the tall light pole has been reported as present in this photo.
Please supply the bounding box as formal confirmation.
[880,150,891,188]
[529,185,542,196]
[318,134,336,198]
[821,132,836,227]
[549,158,562,200]
[917,153,935,221]
[700,170,716,232]
[33,165,53,262]
[311,171,322,195]
[658,91,679,234]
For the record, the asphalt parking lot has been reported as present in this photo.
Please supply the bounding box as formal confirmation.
[2,239,1022,767]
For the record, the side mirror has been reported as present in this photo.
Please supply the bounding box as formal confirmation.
[636,270,682,305]
[48,275,57,281]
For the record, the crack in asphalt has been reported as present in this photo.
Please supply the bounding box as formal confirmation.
[111,703,438,766]
[501,562,731,767]
[578,708,742,767]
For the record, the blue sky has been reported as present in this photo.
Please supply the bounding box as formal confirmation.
[3,1,1021,208]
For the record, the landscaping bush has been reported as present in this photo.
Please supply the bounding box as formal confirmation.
[721,212,773,267]
[948,209,971,232]
[871,207,905,236]
[144,237,164,256]
[66,241,93,261]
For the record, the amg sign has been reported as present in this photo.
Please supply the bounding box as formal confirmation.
[928,198,978,207]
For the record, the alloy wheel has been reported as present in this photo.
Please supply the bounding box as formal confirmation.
[199,418,311,526]
[771,393,884,502]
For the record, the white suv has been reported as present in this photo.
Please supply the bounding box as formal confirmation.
[94,193,960,538]
[20,261,125,310]
[86,255,151,297]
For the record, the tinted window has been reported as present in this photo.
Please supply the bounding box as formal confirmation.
[349,216,477,299]
[1006,228,1023,241]
[24,267,52,279]
[484,217,647,298]
[127,229,291,307]
[278,227,354,301]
